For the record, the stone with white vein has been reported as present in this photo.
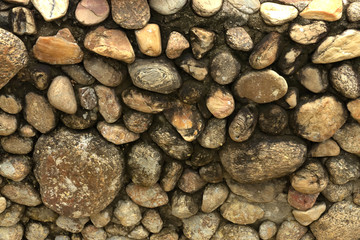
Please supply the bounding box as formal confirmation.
[31,0,69,21]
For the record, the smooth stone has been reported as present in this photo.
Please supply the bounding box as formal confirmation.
[10,7,37,35]
[142,210,163,233]
[97,121,140,145]
[94,85,122,123]
[296,64,328,93]
[1,134,33,154]
[160,161,183,192]
[312,29,360,64]
[225,27,253,51]
[258,104,288,135]
[56,216,89,233]
[31,0,69,21]
[220,133,307,183]
[260,2,298,25]
[135,23,162,57]
[0,155,31,181]
[0,28,28,89]
[309,139,340,157]
[123,109,153,133]
[33,128,124,218]
[212,224,259,240]
[171,190,199,219]
[289,21,327,45]
[90,207,112,228]
[0,94,22,114]
[114,199,141,227]
[33,28,83,65]
[78,87,97,110]
[300,0,342,21]
[190,27,215,59]
[81,225,106,240]
[149,0,187,15]
[178,169,206,193]
[259,221,277,240]
[182,212,220,240]
[293,202,327,226]
[347,2,360,22]
[197,118,226,148]
[347,98,360,123]
[192,0,223,17]
[210,51,240,85]
[228,104,257,142]
[276,220,307,240]
[201,183,229,213]
[61,64,95,85]
[333,122,360,156]
[166,31,190,59]
[1,182,41,206]
[234,70,288,103]
[25,222,49,240]
[24,92,57,133]
[47,76,77,114]
[128,58,182,94]
[292,95,347,142]
[206,85,235,119]
[0,204,24,226]
[111,0,150,29]
[126,183,169,208]
[330,63,360,99]
[75,0,109,25]
[321,180,353,202]
[0,112,17,136]
[0,224,24,240]
[84,26,135,64]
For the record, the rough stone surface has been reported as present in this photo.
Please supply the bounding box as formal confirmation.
[192,0,223,17]
[330,63,360,99]
[97,121,140,145]
[210,52,240,85]
[114,199,141,227]
[228,104,257,142]
[309,139,340,157]
[296,64,328,93]
[171,190,199,219]
[178,169,207,193]
[347,98,360,123]
[287,187,319,210]
[259,220,277,240]
[276,220,307,240]
[206,85,234,119]
[166,31,190,59]
[0,155,31,181]
[111,0,150,29]
[325,152,360,184]
[212,223,259,240]
[142,209,163,233]
[225,27,253,51]
[1,134,33,154]
[333,122,360,156]
[126,183,169,208]
[0,224,24,240]
[56,216,89,233]
[347,2,360,22]
[289,21,327,45]
[95,85,122,123]
[197,118,226,148]
[0,112,17,136]
[190,27,215,59]
[321,180,353,202]
[31,0,69,21]
[25,222,49,240]
[201,183,229,213]
[182,212,220,240]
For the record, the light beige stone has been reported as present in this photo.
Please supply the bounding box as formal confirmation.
[47,76,77,114]
[347,98,360,123]
[31,0,69,21]
[293,202,327,226]
[97,121,140,145]
[135,23,162,57]
[166,31,189,59]
[75,0,109,26]
[290,21,327,45]
[309,139,340,157]
[260,2,298,25]
[192,0,223,17]
[300,0,342,21]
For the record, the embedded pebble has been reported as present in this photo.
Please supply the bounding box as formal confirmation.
[47,75,77,114]
[225,27,253,51]
[332,122,360,156]
[25,222,49,240]
[149,0,187,15]
[201,183,229,213]
[111,0,150,29]
[135,23,162,57]
[126,183,169,208]
[0,94,22,114]
[114,199,141,227]
[0,112,17,136]
[190,27,215,59]
[178,169,207,193]
[192,0,223,17]
[142,209,163,233]
[95,85,122,123]
[97,121,140,145]
[260,2,298,25]
[182,212,220,240]
[1,134,33,154]
[75,0,109,26]
[166,31,190,59]
[289,21,327,45]
[32,0,69,21]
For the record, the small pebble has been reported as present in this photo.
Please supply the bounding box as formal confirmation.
[135,23,162,57]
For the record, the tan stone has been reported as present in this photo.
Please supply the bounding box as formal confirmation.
[11,7,37,35]
[293,202,327,226]
[347,98,360,123]
[31,0,69,21]
[1,134,33,155]
[111,0,150,29]
[190,27,215,59]
[126,183,169,208]
[75,0,109,26]
[33,28,83,65]
[192,0,223,17]
[309,139,340,157]
[94,85,121,123]
[135,24,162,57]
[300,0,342,21]
[0,95,22,114]
[225,27,253,51]
[84,26,135,64]
[0,112,17,136]
[97,121,140,145]
[47,76,77,114]
[260,2,298,25]
[206,86,235,119]
[290,21,327,45]
[166,31,189,59]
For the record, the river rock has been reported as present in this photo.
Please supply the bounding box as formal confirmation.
[309,139,340,157]
[330,63,360,99]
[321,180,353,202]
[47,76,77,114]
[276,220,307,240]
[56,216,89,233]
[0,94,22,114]
[0,112,17,136]
[201,183,229,213]
[325,152,360,184]
[10,6,36,35]
[192,0,223,17]
[333,122,360,156]
[160,161,183,192]
[111,0,150,29]
[225,27,253,51]
[81,225,106,240]
[166,31,190,59]
[210,51,240,85]
[197,118,226,148]
[62,64,95,85]
[142,209,163,233]
[292,202,327,226]
[32,0,69,21]
[259,221,276,240]
[126,183,169,208]
[177,54,209,81]
[97,121,140,145]
[123,109,153,133]
[0,155,31,181]
[300,0,342,21]
[90,207,112,228]
[1,182,41,206]
[25,222,49,240]
[94,85,121,123]
[171,190,199,219]
[149,0,186,15]
[190,27,215,59]
[178,168,206,193]
[114,199,141,227]
[289,21,327,45]
[0,224,23,240]
[347,98,360,123]
[220,133,307,183]
[296,64,328,93]
[212,223,259,240]
[182,212,220,240]
[206,85,234,119]
[0,204,24,226]
[347,2,360,22]
[258,104,288,135]
[228,104,257,142]
[260,2,298,25]
[287,187,319,210]
[1,134,33,154]
[33,127,124,218]
[75,0,109,26]
[135,23,162,57]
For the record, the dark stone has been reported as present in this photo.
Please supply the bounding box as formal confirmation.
[258,104,288,135]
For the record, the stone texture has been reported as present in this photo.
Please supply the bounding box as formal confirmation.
[321,180,353,202]
[292,95,347,142]
[309,139,340,157]
[330,63,360,99]
[206,85,234,119]
[0,112,17,136]
[289,21,327,45]
[177,54,209,81]
[0,28,28,89]
[142,210,163,233]
[210,51,240,85]
[81,225,106,240]
[33,127,124,218]
[228,104,257,142]
[0,155,31,181]
[150,0,187,15]
[160,161,183,192]
[258,104,288,135]
[0,204,24,226]
[114,199,141,227]
[312,29,360,64]
[25,222,49,240]
[0,224,23,240]
[33,28,83,65]
[10,6,37,35]
[90,207,112,228]
[300,0,342,21]
[47,76,77,114]
[150,227,178,240]
[182,212,220,240]
[259,221,277,240]
[199,162,223,183]
[260,2,298,25]
[333,122,360,156]
[276,220,307,240]
[171,190,199,219]
[56,216,89,233]
[288,187,319,210]
[325,152,360,184]
[277,45,307,75]
[111,0,150,29]
[220,133,307,183]
[234,70,288,103]
[0,94,22,114]
[190,27,215,59]
[1,182,41,206]
[178,169,206,193]
[78,87,97,110]
[296,64,328,93]
[26,205,58,222]
[192,0,223,17]
[1,134,33,154]
[197,118,226,148]
[62,64,95,85]
[347,2,360,22]
[123,109,153,133]
[75,0,109,25]
[97,121,140,145]
[126,183,169,208]
[84,26,135,63]
[212,224,259,240]
[225,27,253,51]
[135,23,162,57]
[94,85,121,123]
[166,31,190,59]
[201,183,229,213]
[293,202,327,226]
[31,0,69,21]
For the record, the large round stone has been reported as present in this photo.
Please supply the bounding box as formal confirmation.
[33,127,124,218]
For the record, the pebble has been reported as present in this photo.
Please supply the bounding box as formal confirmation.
[171,190,199,219]
[10,6,36,35]
[4,0,29,5]
[177,54,209,81]
[0,197,6,214]
[182,212,220,240]
[25,222,49,240]
[259,193,293,224]
[347,2,360,22]
[0,224,24,240]
[97,121,140,145]
[192,0,223,17]
[199,162,223,183]
[47,76,77,114]
[289,21,327,45]
[190,144,217,167]
[0,204,24,226]
[142,209,163,233]
[56,216,89,233]
[128,141,162,186]
[61,64,95,85]
[166,31,190,59]
[160,161,183,192]
[33,28,83,65]
[292,95,347,142]
[310,201,360,240]
[84,57,127,87]
[201,183,229,213]
[312,29,360,64]
[128,225,149,239]
[123,109,153,133]
[258,104,288,135]
[225,27,253,51]
[84,26,135,63]
[32,0,69,21]
[287,187,319,210]
[259,220,277,240]
[234,70,288,103]
[78,87,97,110]
[228,104,257,142]
[190,27,215,59]
[197,118,226,148]
[347,98,360,123]
[178,168,207,193]
[276,220,307,240]
[126,183,169,208]
[278,46,307,75]
[1,134,33,154]
[0,112,17,136]
[212,223,259,240]
[326,152,360,184]
[61,109,98,130]
[81,225,107,240]
[0,28,28,89]
[333,122,360,156]
[210,51,240,85]
[33,128,124,218]
[220,133,306,183]
[149,0,187,15]
[330,63,360,99]
[296,64,328,93]
[111,0,150,29]
[90,207,112,228]
[135,23,162,57]
[26,205,58,222]
[75,0,109,25]
[0,94,22,114]
[260,2,298,25]
[278,87,298,109]
[1,182,41,206]
[309,139,340,157]
[206,85,234,119]
[293,202,326,226]
[249,32,282,69]
[28,63,52,89]
[220,194,264,224]
[291,159,329,194]
[300,0,342,21]
[227,0,260,14]
[94,85,122,123]
[150,227,178,240]
[19,124,36,138]
[321,180,353,202]
[114,199,141,227]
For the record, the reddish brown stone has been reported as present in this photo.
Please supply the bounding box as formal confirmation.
[288,187,319,211]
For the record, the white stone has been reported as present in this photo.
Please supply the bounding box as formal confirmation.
[192,0,223,17]
[149,0,187,15]
[260,2,298,25]
[31,0,69,21]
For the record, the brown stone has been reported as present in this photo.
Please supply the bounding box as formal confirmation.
[333,122,360,156]
[300,0,342,21]
[47,76,77,114]
[126,183,169,208]
[178,169,207,193]
[293,202,327,226]
[33,28,83,65]
[97,121,140,145]
[1,182,41,207]
[177,54,209,81]
[276,220,307,240]
[135,23,162,57]
[0,155,31,181]
[10,7,37,35]
[290,21,327,45]
[0,94,22,114]
[84,26,135,64]
[111,0,150,29]
[94,85,121,123]
[0,112,17,136]
[309,139,340,157]
[123,109,153,134]
[75,0,109,26]
[225,27,253,51]
[288,187,319,211]
[166,31,190,59]
[160,161,183,192]
[206,85,235,119]
[190,27,215,59]
[78,87,97,110]
[142,209,163,233]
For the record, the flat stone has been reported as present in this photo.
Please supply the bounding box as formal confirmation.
[309,139,340,157]
[292,95,347,142]
[94,85,121,123]
[190,27,215,59]
[276,220,307,240]
[289,21,327,45]
[111,0,150,29]
[31,0,69,21]
[300,0,342,21]
[128,58,182,94]
[135,23,162,57]
[166,31,190,59]
[259,193,294,224]
[312,29,360,64]
[0,112,17,136]
[347,98,360,123]
[11,7,37,35]
[149,0,187,15]
[293,202,327,226]
[182,212,220,240]
[310,201,360,240]
[75,0,109,25]
[126,183,168,208]
[225,27,253,51]
[1,182,41,206]
[33,127,124,218]
[288,187,319,210]
[260,2,298,25]
[330,63,360,99]
[114,199,141,227]
[1,134,33,154]
[192,0,223,17]
[234,70,288,103]
[84,26,135,64]
[47,76,77,114]
[97,121,140,145]
[0,28,28,89]
[220,133,306,183]
[333,122,360,156]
